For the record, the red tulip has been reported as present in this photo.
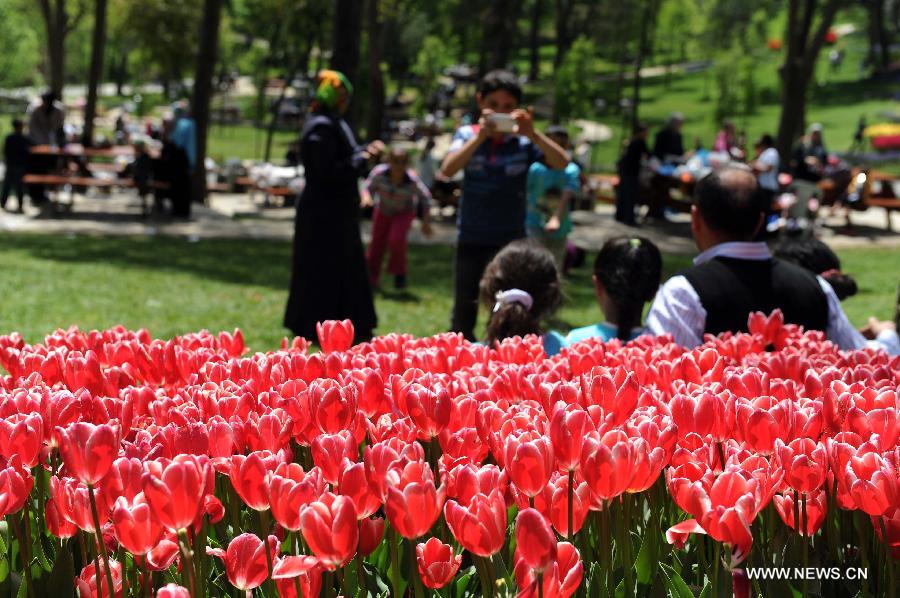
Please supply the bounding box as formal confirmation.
[229,451,283,511]
[317,319,354,353]
[534,473,591,537]
[46,497,78,538]
[384,459,444,539]
[444,489,507,557]
[444,463,506,505]
[299,493,359,569]
[269,463,325,531]
[50,475,105,532]
[666,467,762,565]
[308,379,357,434]
[775,438,827,495]
[272,555,323,598]
[338,460,381,519]
[515,508,557,573]
[207,533,280,591]
[55,422,120,485]
[364,439,423,500]
[311,430,357,485]
[0,413,43,468]
[0,455,34,518]
[416,537,462,589]
[142,455,212,532]
[156,585,190,598]
[504,431,553,498]
[773,491,826,536]
[146,537,180,571]
[550,405,592,472]
[872,506,900,560]
[359,516,385,556]
[403,383,452,439]
[76,558,123,598]
[671,391,726,440]
[514,541,583,598]
[112,494,163,556]
[844,451,897,516]
[580,431,634,502]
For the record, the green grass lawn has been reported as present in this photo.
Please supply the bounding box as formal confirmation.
[206,123,298,164]
[0,233,895,352]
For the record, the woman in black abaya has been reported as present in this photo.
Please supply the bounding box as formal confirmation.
[284,70,384,342]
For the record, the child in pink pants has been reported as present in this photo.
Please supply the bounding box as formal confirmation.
[363,147,433,290]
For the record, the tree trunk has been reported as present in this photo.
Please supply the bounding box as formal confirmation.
[114,48,128,96]
[190,0,224,204]
[38,0,65,98]
[554,0,573,70]
[631,0,653,130]
[528,0,544,80]
[481,0,519,72]
[866,0,891,72]
[332,0,364,127]
[82,0,108,146]
[775,0,842,160]
[365,0,385,141]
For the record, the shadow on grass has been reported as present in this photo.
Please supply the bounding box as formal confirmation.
[0,232,460,296]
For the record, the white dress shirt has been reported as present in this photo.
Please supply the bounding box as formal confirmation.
[645,242,899,354]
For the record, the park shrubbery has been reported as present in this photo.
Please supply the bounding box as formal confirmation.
[0,312,897,597]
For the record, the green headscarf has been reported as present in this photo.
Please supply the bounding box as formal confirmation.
[313,69,353,111]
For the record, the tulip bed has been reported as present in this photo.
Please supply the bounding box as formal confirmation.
[0,311,898,598]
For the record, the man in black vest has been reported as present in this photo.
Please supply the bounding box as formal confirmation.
[645,166,898,352]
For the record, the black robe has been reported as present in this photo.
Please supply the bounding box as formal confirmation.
[283,111,377,341]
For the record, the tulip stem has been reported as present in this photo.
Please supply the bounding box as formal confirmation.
[12,512,36,598]
[87,483,117,598]
[474,555,494,598]
[567,470,574,541]
[800,493,808,598]
[356,551,367,594]
[389,527,402,598]
[537,571,544,598]
[257,510,277,598]
[879,518,895,597]
[408,539,425,598]
[711,541,721,598]
[177,528,198,597]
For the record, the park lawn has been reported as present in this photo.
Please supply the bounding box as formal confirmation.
[0,233,895,353]
[206,123,298,164]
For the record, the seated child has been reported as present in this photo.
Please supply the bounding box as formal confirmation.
[479,241,563,349]
[545,236,662,354]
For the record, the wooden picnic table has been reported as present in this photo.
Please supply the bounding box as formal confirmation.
[30,144,139,158]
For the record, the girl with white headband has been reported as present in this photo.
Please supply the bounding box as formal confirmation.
[478,241,563,347]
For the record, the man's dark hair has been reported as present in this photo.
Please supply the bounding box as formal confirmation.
[757,134,775,148]
[41,91,56,103]
[773,237,858,300]
[633,122,649,135]
[545,124,568,139]
[11,118,23,129]
[694,167,766,239]
[478,70,522,103]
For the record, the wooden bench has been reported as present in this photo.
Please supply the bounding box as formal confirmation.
[865,198,900,231]
[22,174,170,216]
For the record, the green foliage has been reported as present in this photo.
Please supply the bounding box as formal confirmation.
[0,1,41,88]
[554,36,597,120]
[410,35,455,115]
[123,0,203,86]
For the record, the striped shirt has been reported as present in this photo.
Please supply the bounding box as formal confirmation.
[363,164,431,216]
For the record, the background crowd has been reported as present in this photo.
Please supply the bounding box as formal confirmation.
[281,68,900,356]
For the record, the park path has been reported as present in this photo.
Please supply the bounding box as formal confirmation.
[1,189,897,253]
